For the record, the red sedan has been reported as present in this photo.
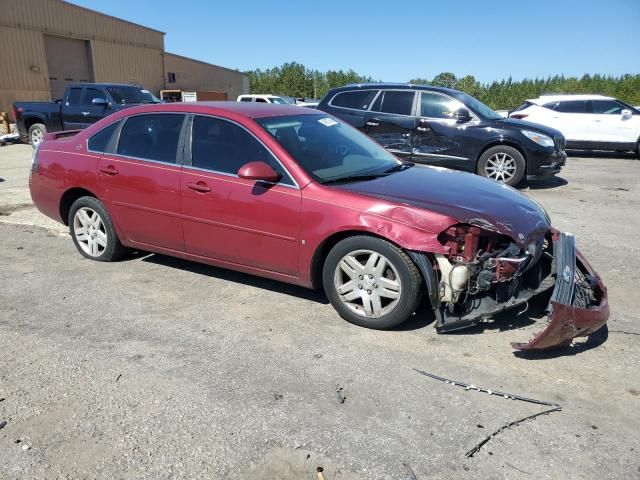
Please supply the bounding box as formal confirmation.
[29,102,608,350]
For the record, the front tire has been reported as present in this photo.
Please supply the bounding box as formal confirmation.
[322,236,422,330]
[69,196,125,262]
[28,123,46,148]
[477,145,526,186]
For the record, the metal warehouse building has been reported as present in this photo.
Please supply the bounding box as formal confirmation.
[0,0,248,116]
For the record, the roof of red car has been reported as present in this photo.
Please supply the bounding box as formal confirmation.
[122,101,319,119]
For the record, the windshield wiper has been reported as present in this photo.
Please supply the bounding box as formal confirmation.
[383,161,414,173]
[321,173,389,184]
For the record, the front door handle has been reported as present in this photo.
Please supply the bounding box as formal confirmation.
[187,181,211,193]
[366,120,380,127]
[81,111,90,116]
[416,126,430,132]
[99,165,119,175]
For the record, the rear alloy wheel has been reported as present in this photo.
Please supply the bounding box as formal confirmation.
[478,145,526,186]
[28,123,46,148]
[323,236,422,329]
[69,196,125,262]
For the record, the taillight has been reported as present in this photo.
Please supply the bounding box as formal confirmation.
[12,106,23,122]
[510,114,528,120]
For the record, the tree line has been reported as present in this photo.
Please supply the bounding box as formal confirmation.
[246,63,640,109]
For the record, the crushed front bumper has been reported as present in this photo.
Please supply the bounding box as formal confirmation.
[512,232,609,351]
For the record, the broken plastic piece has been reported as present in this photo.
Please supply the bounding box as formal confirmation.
[513,248,609,351]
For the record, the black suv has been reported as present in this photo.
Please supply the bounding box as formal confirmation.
[317,84,566,186]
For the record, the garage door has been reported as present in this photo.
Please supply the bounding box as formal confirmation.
[44,34,93,101]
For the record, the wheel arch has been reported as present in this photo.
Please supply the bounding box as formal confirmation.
[477,140,527,165]
[309,229,435,294]
[59,187,98,225]
[24,115,46,132]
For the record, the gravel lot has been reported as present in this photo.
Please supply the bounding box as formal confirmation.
[0,144,638,479]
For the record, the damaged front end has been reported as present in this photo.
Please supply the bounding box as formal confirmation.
[418,225,609,350]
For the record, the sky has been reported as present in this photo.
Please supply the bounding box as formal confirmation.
[69,0,640,83]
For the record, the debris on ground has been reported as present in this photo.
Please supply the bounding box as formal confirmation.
[316,466,325,479]
[0,132,20,146]
[0,420,7,430]
[413,369,561,408]
[414,369,562,458]
[115,374,122,383]
[402,462,418,479]
[335,384,346,404]
[465,406,561,458]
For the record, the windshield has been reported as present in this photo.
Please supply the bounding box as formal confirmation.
[256,114,402,183]
[458,92,503,120]
[106,86,160,105]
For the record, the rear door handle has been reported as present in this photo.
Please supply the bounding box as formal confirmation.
[366,120,379,127]
[81,111,90,116]
[187,181,211,193]
[99,166,118,175]
[416,126,430,132]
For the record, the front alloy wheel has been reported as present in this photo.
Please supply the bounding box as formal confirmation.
[334,249,402,318]
[477,145,526,186]
[484,152,517,183]
[323,236,422,330]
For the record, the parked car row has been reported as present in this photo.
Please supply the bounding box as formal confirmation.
[28,101,609,351]
[237,94,319,107]
[316,84,566,186]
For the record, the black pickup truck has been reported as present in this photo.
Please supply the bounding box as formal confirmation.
[14,83,160,147]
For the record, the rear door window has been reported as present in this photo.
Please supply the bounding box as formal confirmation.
[371,91,415,116]
[555,100,587,113]
[191,115,294,185]
[330,90,379,110]
[66,88,82,106]
[117,114,185,163]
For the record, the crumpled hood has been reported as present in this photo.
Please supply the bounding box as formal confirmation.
[336,165,550,248]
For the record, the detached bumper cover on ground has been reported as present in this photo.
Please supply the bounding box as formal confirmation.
[512,233,609,350]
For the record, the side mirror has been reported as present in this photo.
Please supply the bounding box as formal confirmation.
[621,109,632,119]
[92,97,108,107]
[453,108,472,123]
[237,161,281,183]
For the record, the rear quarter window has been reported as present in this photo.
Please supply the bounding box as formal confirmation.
[330,90,379,110]
[88,122,119,153]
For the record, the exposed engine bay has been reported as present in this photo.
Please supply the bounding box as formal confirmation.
[424,224,608,349]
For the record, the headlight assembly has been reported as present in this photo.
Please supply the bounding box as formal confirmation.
[522,129,554,147]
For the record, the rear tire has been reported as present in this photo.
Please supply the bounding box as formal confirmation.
[322,236,422,330]
[28,123,46,148]
[477,145,526,187]
[69,196,125,262]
